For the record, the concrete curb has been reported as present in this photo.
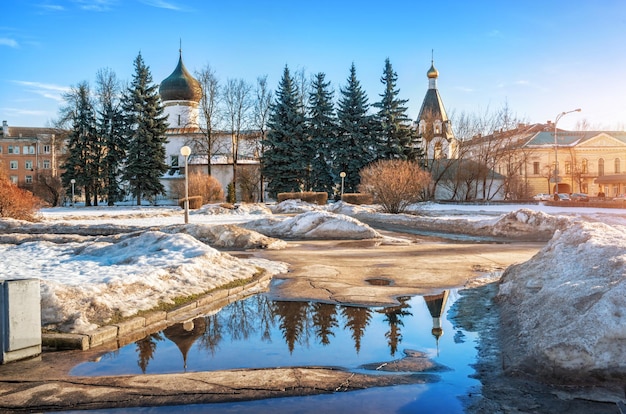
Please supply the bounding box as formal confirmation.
[42,273,272,352]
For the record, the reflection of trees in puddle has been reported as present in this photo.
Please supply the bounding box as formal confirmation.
[135,333,164,373]
[377,296,413,356]
[135,291,450,369]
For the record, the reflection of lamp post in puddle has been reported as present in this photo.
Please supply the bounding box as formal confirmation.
[423,290,449,356]
[180,146,191,224]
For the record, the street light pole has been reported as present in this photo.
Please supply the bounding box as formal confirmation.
[70,179,75,207]
[339,171,346,200]
[553,108,581,196]
[180,146,191,224]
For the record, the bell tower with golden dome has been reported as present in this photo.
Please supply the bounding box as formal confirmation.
[159,49,202,128]
[416,54,458,159]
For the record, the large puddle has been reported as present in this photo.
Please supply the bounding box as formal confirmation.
[68,291,480,412]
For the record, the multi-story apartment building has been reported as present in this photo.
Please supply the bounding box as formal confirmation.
[0,121,63,189]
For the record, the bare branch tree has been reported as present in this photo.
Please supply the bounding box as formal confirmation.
[195,64,225,175]
[253,75,272,202]
[223,78,253,201]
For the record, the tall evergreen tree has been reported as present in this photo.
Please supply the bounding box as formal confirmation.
[373,58,417,160]
[122,53,169,205]
[307,72,336,195]
[262,65,307,198]
[60,82,100,206]
[95,68,126,206]
[335,63,375,193]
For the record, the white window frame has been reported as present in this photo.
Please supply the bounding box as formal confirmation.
[9,160,18,169]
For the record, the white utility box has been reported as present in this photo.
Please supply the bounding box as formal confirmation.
[0,279,42,364]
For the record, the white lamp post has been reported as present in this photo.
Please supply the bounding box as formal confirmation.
[553,108,581,196]
[70,179,75,207]
[180,146,191,224]
[339,171,346,199]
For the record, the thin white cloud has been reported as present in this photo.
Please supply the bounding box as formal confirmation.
[1,108,50,117]
[487,29,503,38]
[139,0,185,11]
[13,80,70,102]
[515,80,530,86]
[456,86,475,93]
[0,38,18,48]
[71,0,117,12]
[38,3,65,11]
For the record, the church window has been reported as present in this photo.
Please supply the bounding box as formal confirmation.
[178,114,181,126]
[434,120,442,135]
[434,141,443,159]
[170,155,179,167]
[598,159,605,176]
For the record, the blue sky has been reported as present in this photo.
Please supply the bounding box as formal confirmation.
[2,0,626,130]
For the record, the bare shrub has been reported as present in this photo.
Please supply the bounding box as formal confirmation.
[0,176,42,221]
[171,173,225,205]
[178,196,203,210]
[359,159,432,213]
[237,166,260,203]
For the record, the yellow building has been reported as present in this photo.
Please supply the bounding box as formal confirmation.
[465,123,626,199]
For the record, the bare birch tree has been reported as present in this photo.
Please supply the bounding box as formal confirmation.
[195,64,224,175]
[253,75,272,201]
[223,78,252,201]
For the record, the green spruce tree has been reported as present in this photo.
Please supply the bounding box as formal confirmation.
[307,72,336,196]
[122,53,169,205]
[373,58,417,160]
[262,65,307,198]
[95,68,127,206]
[60,82,100,207]
[336,63,375,193]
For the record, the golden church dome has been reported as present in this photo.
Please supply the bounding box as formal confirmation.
[427,62,439,79]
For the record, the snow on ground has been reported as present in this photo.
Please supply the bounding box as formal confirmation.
[3,197,626,384]
[498,218,626,381]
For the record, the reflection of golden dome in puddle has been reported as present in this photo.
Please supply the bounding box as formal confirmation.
[432,327,443,339]
[163,317,206,370]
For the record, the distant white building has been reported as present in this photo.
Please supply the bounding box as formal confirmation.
[158,51,262,202]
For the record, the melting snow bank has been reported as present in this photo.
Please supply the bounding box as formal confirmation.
[0,230,287,333]
[497,220,626,382]
[242,210,382,239]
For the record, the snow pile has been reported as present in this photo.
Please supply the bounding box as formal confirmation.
[497,220,626,381]
[242,210,382,239]
[164,223,287,249]
[1,230,287,333]
[486,208,572,240]
[326,200,379,216]
[269,199,323,214]
[195,203,273,216]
